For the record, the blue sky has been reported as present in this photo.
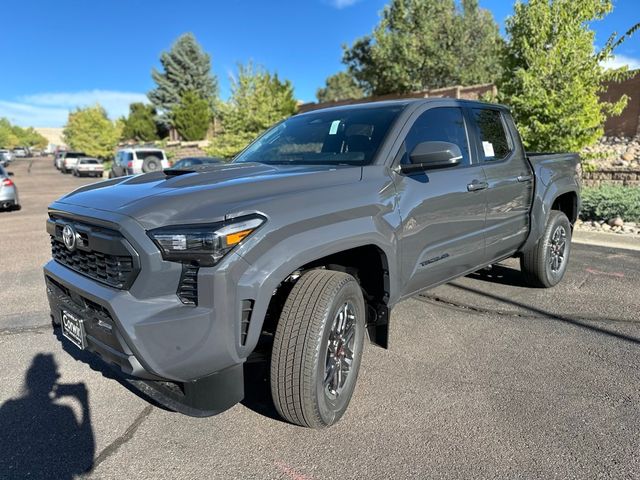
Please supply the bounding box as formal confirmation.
[1,0,638,127]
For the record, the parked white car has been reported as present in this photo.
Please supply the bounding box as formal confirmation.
[72,157,104,177]
[110,148,170,177]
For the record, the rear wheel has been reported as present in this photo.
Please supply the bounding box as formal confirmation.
[270,269,365,428]
[521,210,572,288]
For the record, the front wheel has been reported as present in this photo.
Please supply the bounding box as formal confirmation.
[521,210,572,288]
[270,269,366,428]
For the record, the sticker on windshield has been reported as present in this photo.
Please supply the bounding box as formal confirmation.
[482,141,495,157]
[329,120,341,135]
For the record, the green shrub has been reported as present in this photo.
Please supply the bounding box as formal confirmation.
[580,185,640,222]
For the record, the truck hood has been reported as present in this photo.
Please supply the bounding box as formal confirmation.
[55,162,363,228]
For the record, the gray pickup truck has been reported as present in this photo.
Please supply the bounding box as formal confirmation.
[44,99,580,428]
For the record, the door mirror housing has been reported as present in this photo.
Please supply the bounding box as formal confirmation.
[401,141,462,173]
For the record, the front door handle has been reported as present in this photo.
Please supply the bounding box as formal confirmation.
[467,180,488,192]
[517,175,533,182]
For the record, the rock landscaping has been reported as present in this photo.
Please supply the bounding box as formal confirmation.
[574,218,639,236]
[581,135,640,169]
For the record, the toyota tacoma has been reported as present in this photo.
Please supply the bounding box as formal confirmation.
[44,99,580,428]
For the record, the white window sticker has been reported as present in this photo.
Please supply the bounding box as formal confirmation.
[329,120,341,135]
[482,141,495,157]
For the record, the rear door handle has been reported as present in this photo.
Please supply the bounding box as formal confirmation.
[517,175,533,182]
[467,180,488,192]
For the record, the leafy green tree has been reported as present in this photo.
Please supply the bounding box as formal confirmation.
[207,63,297,158]
[63,105,121,159]
[172,91,212,141]
[499,0,637,152]
[148,33,218,127]
[0,119,47,148]
[342,0,503,95]
[122,103,159,141]
[0,119,20,148]
[17,127,48,148]
[316,71,364,103]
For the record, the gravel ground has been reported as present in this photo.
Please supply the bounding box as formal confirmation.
[1,158,639,479]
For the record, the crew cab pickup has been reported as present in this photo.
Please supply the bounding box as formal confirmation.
[44,99,580,428]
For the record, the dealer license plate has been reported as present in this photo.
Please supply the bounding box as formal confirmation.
[61,310,86,350]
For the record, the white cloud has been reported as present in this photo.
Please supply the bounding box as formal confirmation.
[0,101,69,128]
[328,0,361,9]
[601,54,640,71]
[0,90,148,127]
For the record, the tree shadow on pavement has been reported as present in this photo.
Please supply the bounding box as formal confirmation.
[450,282,640,345]
[0,353,95,480]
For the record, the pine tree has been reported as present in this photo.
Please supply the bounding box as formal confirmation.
[148,33,218,127]
[121,103,158,141]
[172,91,211,141]
[342,0,503,95]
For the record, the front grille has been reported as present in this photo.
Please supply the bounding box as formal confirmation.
[177,264,199,305]
[51,239,134,289]
[48,216,139,290]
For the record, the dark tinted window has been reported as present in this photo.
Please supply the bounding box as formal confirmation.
[235,105,405,166]
[65,152,86,158]
[400,107,470,166]
[472,109,512,161]
[136,150,163,159]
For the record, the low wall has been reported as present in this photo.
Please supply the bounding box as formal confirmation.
[164,141,209,161]
[582,168,640,187]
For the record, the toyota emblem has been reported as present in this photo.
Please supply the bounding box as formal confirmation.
[62,225,78,251]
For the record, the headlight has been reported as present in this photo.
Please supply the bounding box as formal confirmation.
[148,215,265,266]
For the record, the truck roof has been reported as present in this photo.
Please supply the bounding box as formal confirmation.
[298,98,511,116]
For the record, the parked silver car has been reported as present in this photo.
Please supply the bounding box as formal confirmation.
[0,165,19,211]
[0,150,12,167]
[72,158,104,177]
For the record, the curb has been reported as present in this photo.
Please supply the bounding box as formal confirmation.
[572,230,640,251]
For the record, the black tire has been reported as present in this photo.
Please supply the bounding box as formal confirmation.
[141,155,161,173]
[108,170,115,179]
[270,269,366,428]
[521,210,572,288]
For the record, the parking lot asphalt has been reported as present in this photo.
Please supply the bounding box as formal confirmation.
[1,158,638,479]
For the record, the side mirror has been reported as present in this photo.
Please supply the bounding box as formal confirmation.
[7,171,14,176]
[401,141,462,173]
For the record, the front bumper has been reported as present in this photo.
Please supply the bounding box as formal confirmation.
[43,204,256,414]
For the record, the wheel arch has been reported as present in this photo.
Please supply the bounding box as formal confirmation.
[238,240,395,354]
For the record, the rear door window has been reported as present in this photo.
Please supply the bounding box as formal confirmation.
[472,109,513,161]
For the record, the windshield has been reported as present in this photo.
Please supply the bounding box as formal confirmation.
[234,104,405,166]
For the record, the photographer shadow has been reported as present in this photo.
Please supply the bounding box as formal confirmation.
[0,353,95,479]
